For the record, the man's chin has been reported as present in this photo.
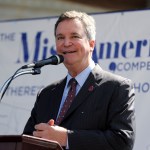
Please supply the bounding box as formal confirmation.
[64,61,76,67]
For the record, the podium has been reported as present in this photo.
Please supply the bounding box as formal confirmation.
[0,134,63,150]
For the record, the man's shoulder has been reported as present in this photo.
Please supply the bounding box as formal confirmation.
[93,64,132,85]
[38,77,67,94]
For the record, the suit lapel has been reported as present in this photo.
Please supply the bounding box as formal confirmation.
[47,78,67,121]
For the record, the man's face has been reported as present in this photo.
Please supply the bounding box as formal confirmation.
[55,19,95,70]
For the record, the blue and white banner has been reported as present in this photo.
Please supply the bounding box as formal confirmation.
[0,9,150,150]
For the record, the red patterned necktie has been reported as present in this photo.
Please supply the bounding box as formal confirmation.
[56,78,77,125]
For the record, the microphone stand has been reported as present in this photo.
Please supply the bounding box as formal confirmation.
[0,67,41,102]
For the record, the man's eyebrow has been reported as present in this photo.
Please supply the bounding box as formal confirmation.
[71,32,79,35]
[56,33,63,37]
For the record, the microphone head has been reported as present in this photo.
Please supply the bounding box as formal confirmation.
[42,54,64,65]
[55,55,64,65]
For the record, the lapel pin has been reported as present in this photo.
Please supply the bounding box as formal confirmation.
[88,85,94,92]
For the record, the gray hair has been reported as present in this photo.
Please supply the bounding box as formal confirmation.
[54,10,96,40]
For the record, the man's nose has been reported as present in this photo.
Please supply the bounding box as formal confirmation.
[64,38,72,47]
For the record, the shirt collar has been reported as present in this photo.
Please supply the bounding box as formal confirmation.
[66,60,95,87]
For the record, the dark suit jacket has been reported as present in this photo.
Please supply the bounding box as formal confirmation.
[23,64,135,150]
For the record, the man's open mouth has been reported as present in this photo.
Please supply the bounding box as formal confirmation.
[63,51,76,54]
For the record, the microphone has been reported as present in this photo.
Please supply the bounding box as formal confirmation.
[21,55,64,69]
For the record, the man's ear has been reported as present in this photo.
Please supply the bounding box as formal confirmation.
[89,40,95,52]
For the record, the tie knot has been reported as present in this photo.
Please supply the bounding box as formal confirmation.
[69,78,77,86]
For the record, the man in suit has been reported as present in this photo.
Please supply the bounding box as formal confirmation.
[23,10,136,150]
